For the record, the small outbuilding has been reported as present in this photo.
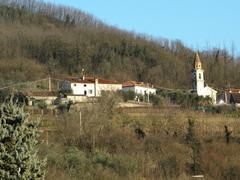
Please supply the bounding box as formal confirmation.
[27,91,58,105]
[217,89,240,107]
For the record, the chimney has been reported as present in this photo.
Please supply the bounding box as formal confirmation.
[95,78,98,84]
[95,77,98,96]
[82,75,85,80]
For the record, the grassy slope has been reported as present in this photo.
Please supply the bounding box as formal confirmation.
[35,102,240,180]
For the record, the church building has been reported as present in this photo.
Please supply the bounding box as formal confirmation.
[192,53,217,104]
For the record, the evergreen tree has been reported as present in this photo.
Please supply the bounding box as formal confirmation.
[186,118,202,175]
[0,99,46,179]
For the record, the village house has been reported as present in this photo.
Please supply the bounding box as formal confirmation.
[122,81,157,96]
[60,76,122,99]
[228,89,240,107]
[217,89,240,107]
[192,53,217,104]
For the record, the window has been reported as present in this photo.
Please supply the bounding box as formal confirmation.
[74,84,76,86]
[199,73,201,79]
[84,90,87,95]
[84,84,87,87]
[89,90,93,94]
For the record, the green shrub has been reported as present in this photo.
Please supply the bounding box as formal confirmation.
[92,151,140,176]
[92,151,109,167]
[157,89,212,107]
[65,147,90,177]
[150,94,162,107]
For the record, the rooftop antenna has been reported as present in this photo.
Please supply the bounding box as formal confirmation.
[48,75,51,92]
[228,82,231,89]
[224,90,228,104]
[81,69,85,80]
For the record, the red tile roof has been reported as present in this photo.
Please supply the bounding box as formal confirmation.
[65,76,120,84]
[123,81,155,88]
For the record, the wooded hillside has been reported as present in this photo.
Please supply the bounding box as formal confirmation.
[0,0,240,89]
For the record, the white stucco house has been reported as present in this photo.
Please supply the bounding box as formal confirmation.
[192,53,217,104]
[60,76,122,98]
[122,81,157,95]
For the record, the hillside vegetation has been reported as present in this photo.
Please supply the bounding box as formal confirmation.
[1,0,240,89]
[2,1,240,179]
[35,93,240,180]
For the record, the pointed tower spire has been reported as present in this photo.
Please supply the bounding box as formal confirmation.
[194,52,202,69]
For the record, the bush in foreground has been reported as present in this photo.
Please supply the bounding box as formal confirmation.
[0,98,46,179]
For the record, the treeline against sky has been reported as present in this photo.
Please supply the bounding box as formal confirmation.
[0,0,240,89]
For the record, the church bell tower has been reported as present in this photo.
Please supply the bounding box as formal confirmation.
[192,52,205,94]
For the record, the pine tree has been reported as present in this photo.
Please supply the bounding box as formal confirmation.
[0,99,46,179]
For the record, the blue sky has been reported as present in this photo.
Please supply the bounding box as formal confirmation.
[45,0,240,55]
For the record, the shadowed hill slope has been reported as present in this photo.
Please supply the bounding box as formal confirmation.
[0,0,240,89]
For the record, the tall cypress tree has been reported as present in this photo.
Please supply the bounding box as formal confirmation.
[0,99,46,179]
[186,118,202,175]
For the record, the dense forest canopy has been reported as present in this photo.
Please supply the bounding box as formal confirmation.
[0,0,240,89]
